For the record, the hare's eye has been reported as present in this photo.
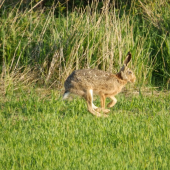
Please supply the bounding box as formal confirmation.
[128,71,132,74]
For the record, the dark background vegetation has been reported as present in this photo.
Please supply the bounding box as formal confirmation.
[2,0,132,10]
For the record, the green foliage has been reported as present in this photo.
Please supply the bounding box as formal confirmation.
[134,0,170,86]
[0,89,170,169]
[0,0,170,88]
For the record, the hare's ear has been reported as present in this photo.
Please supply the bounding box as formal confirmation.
[119,52,131,72]
[124,52,131,66]
[120,64,126,72]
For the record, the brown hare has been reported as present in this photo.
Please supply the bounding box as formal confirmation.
[63,52,136,117]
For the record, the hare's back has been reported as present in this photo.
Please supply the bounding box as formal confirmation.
[69,69,111,81]
[65,69,113,88]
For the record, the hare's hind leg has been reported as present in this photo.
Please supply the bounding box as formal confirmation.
[89,89,98,110]
[107,95,117,108]
[89,90,108,117]
[89,90,109,114]
[84,89,102,117]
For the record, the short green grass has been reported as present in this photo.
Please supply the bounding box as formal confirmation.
[0,88,170,169]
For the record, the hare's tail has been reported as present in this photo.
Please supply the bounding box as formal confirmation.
[63,91,70,100]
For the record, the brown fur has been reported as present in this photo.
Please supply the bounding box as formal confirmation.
[63,52,136,117]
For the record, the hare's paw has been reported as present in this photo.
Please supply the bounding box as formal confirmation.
[88,108,108,117]
[95,108,110,114]
[95,107,102,112]
[102,108,110,113]
[88,108,102,117]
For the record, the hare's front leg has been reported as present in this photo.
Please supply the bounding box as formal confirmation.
[95,93,110,114]
[107,95,117,108]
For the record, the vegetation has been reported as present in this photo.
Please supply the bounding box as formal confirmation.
[1,89,170,169]
[0,0,170,90]
[0,0,170,169]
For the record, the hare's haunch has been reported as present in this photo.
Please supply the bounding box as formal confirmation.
[63,52,136,117]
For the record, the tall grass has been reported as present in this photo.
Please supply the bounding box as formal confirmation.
[0,0,170,91]
[137,0,170,87]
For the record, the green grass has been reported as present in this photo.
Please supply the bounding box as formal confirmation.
[0,88,170,169]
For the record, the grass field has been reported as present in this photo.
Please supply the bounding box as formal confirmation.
[0,88,170,169]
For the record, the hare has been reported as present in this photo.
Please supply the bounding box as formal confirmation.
[63,52,136,117]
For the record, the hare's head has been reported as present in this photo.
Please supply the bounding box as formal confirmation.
[119,52,136,83]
